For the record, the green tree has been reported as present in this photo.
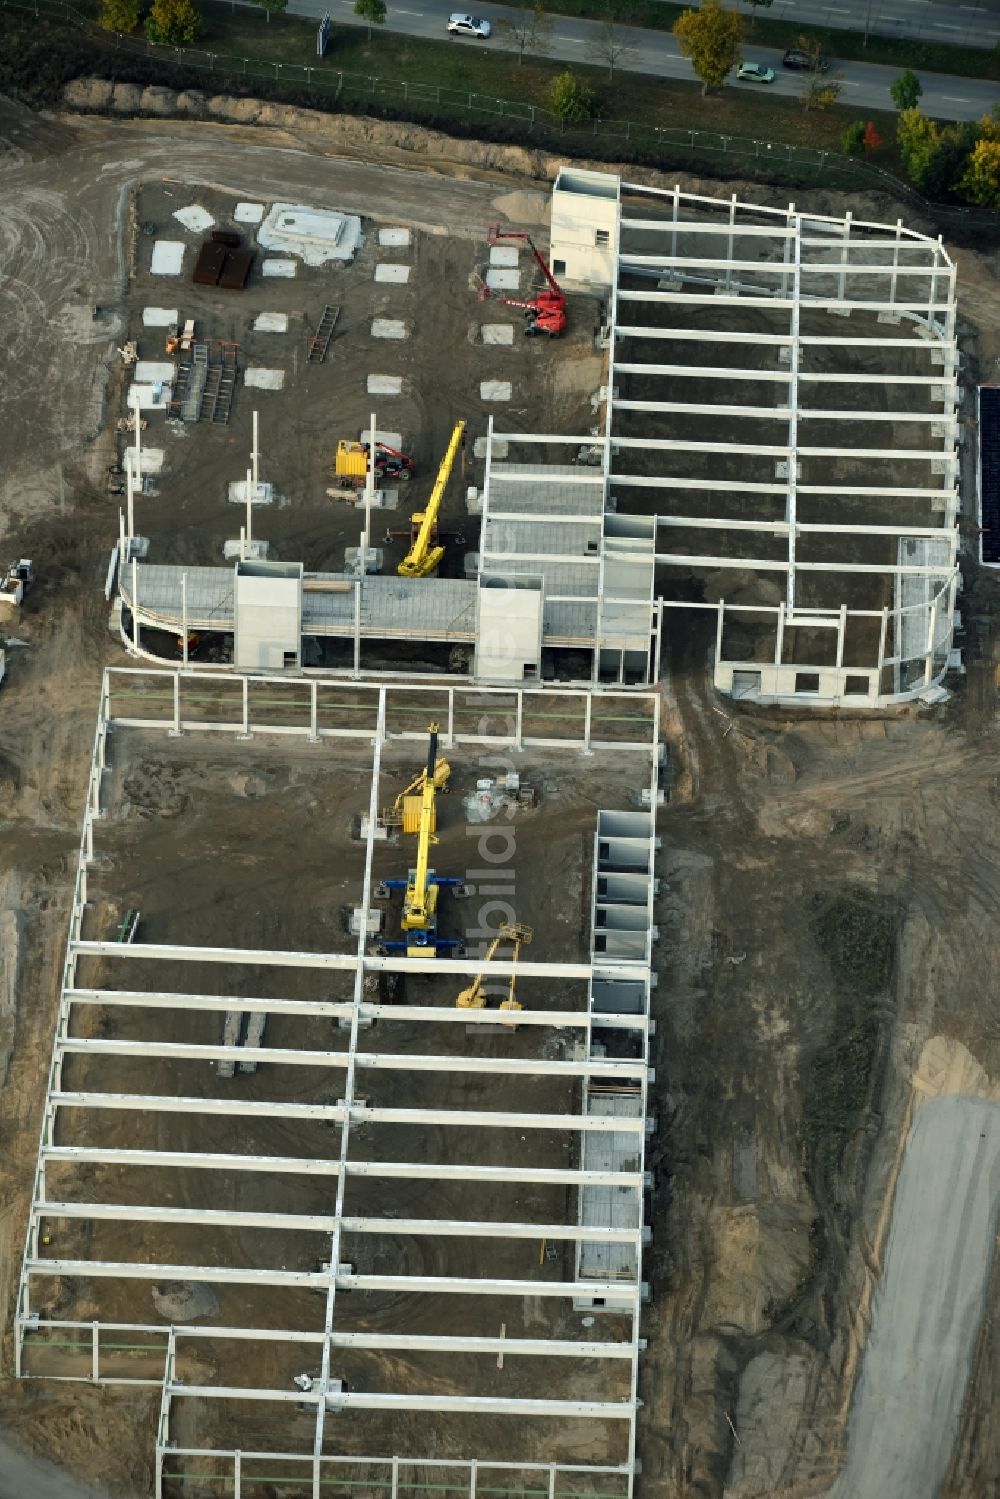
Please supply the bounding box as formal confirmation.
[548,70,594,124]
[673,0,743,94]
[99,0,140,30]
[897,107,977,198]
[144,0,201,45]
[496,0,552,64]
[890,69,922,111]
[354,0,386,41]
[842,119,866,156]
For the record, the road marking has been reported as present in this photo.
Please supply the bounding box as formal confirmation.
[942,95,971,102]
[931,20,960,26]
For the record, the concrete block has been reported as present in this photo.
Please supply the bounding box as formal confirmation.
[173,205,214,233]
[375,264,410,284]
[223,539,270,560]
[474,435,508,460]
[485,268,519,291]
[367,375,403,395]
[253,312,289,333]
[150,241,185,275]
[482,324,514,346]
[262,259,297,278]
[371,319,407,340]
[480,381,512,402]
[361,429,402,449]
[244,368,285,390]
[489,246,519,268]
[234,201,265,224]
[378,227,410,248]
[142,306,179,327]
[228,480,275,505]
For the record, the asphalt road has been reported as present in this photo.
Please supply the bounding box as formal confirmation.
[829,1093,1000,1499]
[321,0,1000,122]
[732,0,1000,52]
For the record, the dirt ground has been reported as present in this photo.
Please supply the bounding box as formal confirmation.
[3,87,1000,1499]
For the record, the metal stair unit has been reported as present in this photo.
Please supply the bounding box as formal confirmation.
[307,304,340,364]
[214,345,238,425]
[181,343,208,423]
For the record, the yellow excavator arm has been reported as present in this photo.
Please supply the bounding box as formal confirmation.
[398,420,466,579]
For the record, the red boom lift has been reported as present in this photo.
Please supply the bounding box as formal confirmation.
[478,224,567,338]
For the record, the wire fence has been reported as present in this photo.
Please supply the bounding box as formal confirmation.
[3,0,998,235]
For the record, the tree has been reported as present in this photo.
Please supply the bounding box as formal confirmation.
[672,0,743,95]
[890,69,921,112]
[745,0,772,27]
[801,69,842,111]
[354,0,386,42]
[548,70,594,125]
[596,3,633,81]
[144,0,201,45]
[897,107,977,198]
[99,0,140,31]
[842,120,866,155]
[496,1,552,64]
[958,117,1000,206]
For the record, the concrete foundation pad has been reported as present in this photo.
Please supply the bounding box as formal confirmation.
[361,430,403,450]
[253,313,289,333]
[489,246,520,268]
[127,382,172,410]
[228,481,275,506]
[367,375,404,396]
[244,369,286,390]
[142,307,179,328]
[126,448,164,477]
[482,324,515,346]
[378,227,411,247]
[173,205,214,233]
[150,241,185,276]
[345,545,383,574]
[486,268,519,291]
[474,435,508,460]
[371,319,408,340]
[135,361,175,385]
[375,265,411,284]
[234,201,265,224]
[480,381,512,402]
[262,259,297,278]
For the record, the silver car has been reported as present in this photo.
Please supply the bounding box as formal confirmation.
[447,12,491,37]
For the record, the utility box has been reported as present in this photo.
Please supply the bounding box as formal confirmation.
[233,560,303,671]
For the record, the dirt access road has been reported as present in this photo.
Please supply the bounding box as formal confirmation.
[2,91,1000,1499]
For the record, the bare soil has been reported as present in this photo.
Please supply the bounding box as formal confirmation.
[1,88,1000,1499]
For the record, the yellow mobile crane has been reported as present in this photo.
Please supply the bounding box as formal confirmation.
[380,746,451,835]
[456,922,533,1011]
[397,420,466,579]
[376,724,467,957]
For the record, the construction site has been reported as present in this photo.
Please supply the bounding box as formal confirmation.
[2,90,1000,1499]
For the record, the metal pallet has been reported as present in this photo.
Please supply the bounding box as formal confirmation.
[307,304,340,364]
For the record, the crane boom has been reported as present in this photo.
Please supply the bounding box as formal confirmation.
[403,724,440,929]
[398,421,466,579]
[487,224,564,301]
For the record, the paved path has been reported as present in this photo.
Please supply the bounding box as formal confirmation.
[314,0,1000,122]
[830,1093,1000,1499]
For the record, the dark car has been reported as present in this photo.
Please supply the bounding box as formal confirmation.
[782,46,830,71]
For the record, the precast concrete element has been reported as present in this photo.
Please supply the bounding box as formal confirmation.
[485,269,519,291]
[374,264,410,284]
[367,375,403,395]
[482,325,515,346]
[149,242,184,275]
[243,369,285,390]
[252,313,289,333]
[377,227,410,247]
[234,201,265,224]
[479,382,512,402]
[371,319,407,340]
[261,259,296,278]
[257,203,362,265]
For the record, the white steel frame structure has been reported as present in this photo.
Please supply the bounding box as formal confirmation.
[601,178,961,706]
[16,668,661,1499]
